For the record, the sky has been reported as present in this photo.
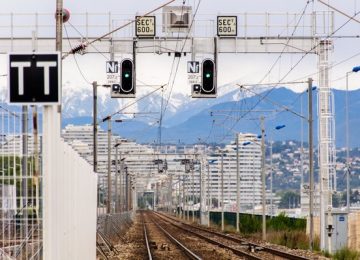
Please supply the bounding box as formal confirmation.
[1,0,360,99]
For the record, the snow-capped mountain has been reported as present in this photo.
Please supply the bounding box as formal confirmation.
[61,80,249,126]
[3,79,360,146]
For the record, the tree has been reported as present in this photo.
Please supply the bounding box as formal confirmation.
[278,191,300,209]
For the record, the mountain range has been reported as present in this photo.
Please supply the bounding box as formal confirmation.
[59,85,360,147]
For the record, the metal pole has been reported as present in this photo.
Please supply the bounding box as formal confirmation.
[270,140,273,217]
[169,173,173,214]
[32,106,40,218]
[179,175,181,217]
[43,1,62,258]
[186,177,189,220]
[221,152,224,232]
[346,72,350,212]
[318,41,333,251]
[236,133,240,232]
[93,81,97,173]
[153,190,155,211]
[183,173,186,220]
[93,81,99,215]
[21,105,28,237]
[207,163,211,227]
[126,169,129,211]
[261,116,266,241]
[129,176,132,211]
[252,155,255,217]
[128,176,131,211]
[107,117,112,214]
[199,159,203,224]
[300,95,304,213]
[191,159,195,222]
[115,143,119,213]
[308,78,314,251]
[56,0,63,52]
[119,152,122,212]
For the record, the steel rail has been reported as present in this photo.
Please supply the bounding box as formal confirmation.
[156,212,310,260]
[142,213,153,260]
[146,211,202,260]
[153,212,262,260]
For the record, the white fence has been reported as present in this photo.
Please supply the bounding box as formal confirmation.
[1,109,43,260]
[1,108,98,260]
[43,139,97,260]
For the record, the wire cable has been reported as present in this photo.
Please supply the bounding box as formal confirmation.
[159,0,201,146]
[101,84,166,122]
[215,8,360,143]
[64,24,92,85]
[62,0,177,59]
[66,21,110,61]
[162,0,202,116]
[211,2,311,139]
[293,48,360,83]
[258,1,311,84]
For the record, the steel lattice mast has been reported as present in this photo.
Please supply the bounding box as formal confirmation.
[317,39,337,250]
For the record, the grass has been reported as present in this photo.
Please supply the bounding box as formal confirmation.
[267,230,309,250]
[332,248,360,260]
[224,224,237,233]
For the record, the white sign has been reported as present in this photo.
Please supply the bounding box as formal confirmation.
[136,16,156,37]
[107,74,120,85]
[106,61,118,73]
[217,16,237,37]
[187,61,199,73]
[106,61,120,85]
[187,74,201,85]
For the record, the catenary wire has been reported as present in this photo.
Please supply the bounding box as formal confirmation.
[212,1,311,138]
[214,8,360,143]
[64,24,92,85]
[62,0,177,59]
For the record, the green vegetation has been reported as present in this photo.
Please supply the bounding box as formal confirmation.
[210,211,306,234]
[278,190,300,209]
[267,212,306,231]
[0,156,38,206]
[0,156,22,185]
[209,211,312,250]
[332,248,360,260]
[266,212,308,250]
[238,214,261,234]
[267,230,309,250]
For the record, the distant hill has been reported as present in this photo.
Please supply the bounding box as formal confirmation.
[61,87,360,147]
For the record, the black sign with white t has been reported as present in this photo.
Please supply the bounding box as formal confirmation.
[8,53,60,104]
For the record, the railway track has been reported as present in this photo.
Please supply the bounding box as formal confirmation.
[141,211,202,260]
[153,211,311,260]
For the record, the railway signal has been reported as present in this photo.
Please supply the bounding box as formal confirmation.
[191,59,217,98]
[111,59,135,98]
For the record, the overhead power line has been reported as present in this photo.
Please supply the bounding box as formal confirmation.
[63,0,177,59]
[318,0,360,24]
[102,84,166,122]
[213,8,360,143]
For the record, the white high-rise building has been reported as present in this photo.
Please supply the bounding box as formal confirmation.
[61,125,263,213]
[207,133,262,211]
[62,124,158,210]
